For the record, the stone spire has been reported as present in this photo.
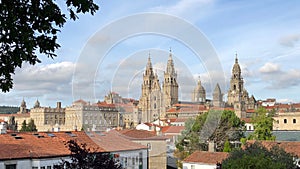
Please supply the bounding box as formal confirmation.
[145,53,153,76]
[166,49,176,77]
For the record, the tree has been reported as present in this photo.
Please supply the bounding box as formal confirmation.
[223,140,231,152]
[54,140,122,169]
[27,118,37,132]
[174,110,245,167]
[0,0,99,92]
[221,141,297,169]
[19,118,37,132]
[248,107,275,141]
[20,120,27,132]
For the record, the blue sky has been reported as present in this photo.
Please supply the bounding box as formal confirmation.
[2,0,300,108]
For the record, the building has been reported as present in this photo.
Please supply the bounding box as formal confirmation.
[0,131,148,169]
[118,129,168,169]
[182,151,228,169]
[139,50,178,123]
[191,77,206,103]
[273,112,300,130]
[64,99,119,132]
[30,101,65,132]
[227,55,257,118]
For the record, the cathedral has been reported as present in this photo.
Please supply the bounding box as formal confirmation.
[139,51,257,122]
[138,50,178,122]
[227,55,257,117]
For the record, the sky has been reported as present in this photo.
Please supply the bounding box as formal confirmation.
[2,0,300,108]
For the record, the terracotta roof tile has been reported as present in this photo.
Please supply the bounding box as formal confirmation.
[117,129,167,140]
[0,131,103,160]
[247,141,300,157]
[87,130,147,152]
[183,151,228,164]
[161,126,184,134]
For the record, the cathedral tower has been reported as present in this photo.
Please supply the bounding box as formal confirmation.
[227,54,244,106]
[139,55,162,122]
[162,50,178,112]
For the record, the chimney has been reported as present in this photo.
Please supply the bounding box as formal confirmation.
[57,102,61,109]
[208,141,216,152]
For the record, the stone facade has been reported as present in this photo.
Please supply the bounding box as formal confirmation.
[227,55,257,118]
[192,77,206,103]
[139,51,178,123]
[273,112,300,130]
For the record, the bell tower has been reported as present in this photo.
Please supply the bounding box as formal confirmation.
[162,49,178,112]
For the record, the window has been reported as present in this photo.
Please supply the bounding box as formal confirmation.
[248,126,252,130]
[5,164,16,169]
[293,119,297,124]
[47,166,52,169]
[32,167,38,169]
[41,167,45,169]
[284,119,287,124]
[191,165,195,169]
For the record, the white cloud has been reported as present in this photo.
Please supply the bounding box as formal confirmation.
[12,62,75,97]
[279,34,300,47]
[259,62,281,74]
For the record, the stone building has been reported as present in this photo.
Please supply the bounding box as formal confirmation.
[64,99,119,132]
[191,77,206,103]
[139,51,178,123]
[213,83,223,107]
[30,101,65,132]
[227,55,257,118]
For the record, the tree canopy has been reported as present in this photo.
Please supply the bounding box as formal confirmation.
[222,141,298,169]
[176,110,245,154]
[0,0,99,92]
[20,118,37,132]
[174,110,245,167]
[54,140,122,169]
[248,107,276,141]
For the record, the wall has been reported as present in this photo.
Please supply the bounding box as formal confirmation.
[273,112,300,130]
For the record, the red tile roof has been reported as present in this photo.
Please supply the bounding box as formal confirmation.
[0,131,103,160]
[247,141,300,157]
[161,126,184,134]
[183,151,228,164]
[241,118,252,123]
[88,130,147,152]
[117,129,167,140]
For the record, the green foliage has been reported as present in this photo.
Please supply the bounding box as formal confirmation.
[19,119,37,132]
[222,142,297,169]
[223,140,231,152]
[54,140,122,169]
[248,107,275,141]
[0,0,99,92]
[175,110,245,154]
[20,120,27,132]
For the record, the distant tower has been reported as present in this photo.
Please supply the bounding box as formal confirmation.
[162,49,179,112]
[34,99,40,108]
[227,53,255,118]
[139,54,162,122]
[19,99,27,114]
[213,83,223,107]
[192,76,206,102]
[227,54,244,106]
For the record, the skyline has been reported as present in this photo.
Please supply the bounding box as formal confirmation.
[1,0,300,107]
